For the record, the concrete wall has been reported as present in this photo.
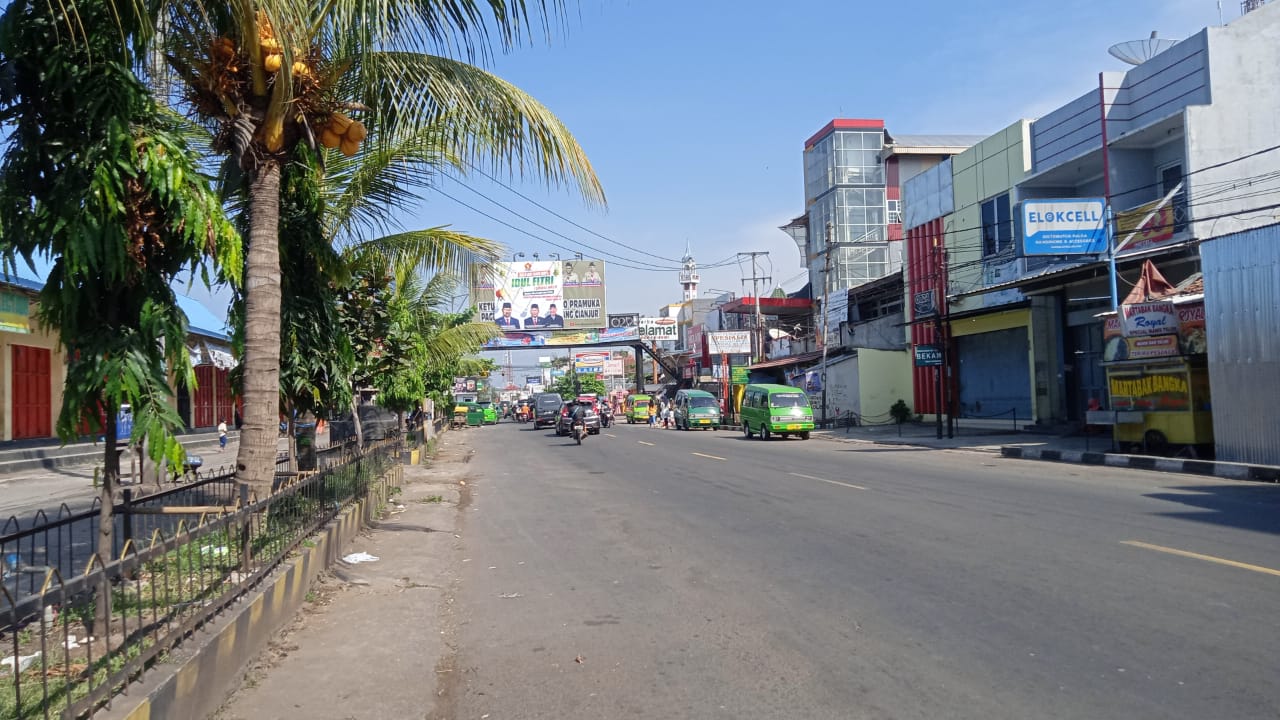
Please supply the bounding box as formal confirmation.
[822,353,860,420]
[1029,33,1211,173]
[902,158,954,230]
[949,121,1033,315]
[1187,2,1280,239]
[857,349,913,422]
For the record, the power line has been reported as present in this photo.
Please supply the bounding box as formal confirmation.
[461,162,686,265]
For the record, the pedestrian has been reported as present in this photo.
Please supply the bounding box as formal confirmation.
[217,418,228,451]
[648,402,657,427]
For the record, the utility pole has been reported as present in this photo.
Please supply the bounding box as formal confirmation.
[933,245,944,440]
[820,223,832,426]
[738,252,772,362]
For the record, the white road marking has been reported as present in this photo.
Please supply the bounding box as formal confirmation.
[691,452,726,461]
[788,472,866,491]
[638,441,656,446]
[605,433,618,438]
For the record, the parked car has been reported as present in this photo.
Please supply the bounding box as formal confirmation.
[533,393,564,429]
[556,401,601,436]
[327,405,400,442]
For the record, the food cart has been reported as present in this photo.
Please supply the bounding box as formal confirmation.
[1100,297,1213,456]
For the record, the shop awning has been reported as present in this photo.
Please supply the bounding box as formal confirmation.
[950,243,1198,300]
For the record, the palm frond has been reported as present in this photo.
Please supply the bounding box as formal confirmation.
[422,321,499,365]
[349,51,603,205]
[342,227,499,280]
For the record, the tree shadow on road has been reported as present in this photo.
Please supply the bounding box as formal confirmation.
[1145,484,1280,537]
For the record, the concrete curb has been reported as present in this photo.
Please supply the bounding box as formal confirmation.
[1000,446,1280,482]
[103,470,401,720]
[810,430,1003,454]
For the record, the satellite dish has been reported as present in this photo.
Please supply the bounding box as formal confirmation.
[1109,31,1179,65]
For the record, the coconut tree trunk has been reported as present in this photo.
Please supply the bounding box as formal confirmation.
[351,387,365,449]
[236,162,284,498]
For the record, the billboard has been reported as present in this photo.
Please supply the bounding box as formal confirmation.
[708,331,751,355]
[608,313,639,329]
[492,261,562,329]
[559,259,607,329]
[468,265,495,323]
[483,326,640,348]
[638,317,679,341]
[1022,199,1107,255]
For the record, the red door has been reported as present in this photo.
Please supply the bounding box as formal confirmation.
[12,345,52,439]
[193,365,216,428]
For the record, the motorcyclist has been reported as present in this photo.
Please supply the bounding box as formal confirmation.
[570,401,588,437]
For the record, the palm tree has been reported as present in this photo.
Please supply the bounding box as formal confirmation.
[0,0,240,624]
[152,1,602,495]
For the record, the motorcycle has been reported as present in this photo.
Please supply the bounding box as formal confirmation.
[599,405,613,428]
[573,419,587,445]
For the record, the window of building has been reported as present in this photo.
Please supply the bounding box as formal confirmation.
[981,193,1013,257]
[887,199,902,225]
[1158,163,1188,234]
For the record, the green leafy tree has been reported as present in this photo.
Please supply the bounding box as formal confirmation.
[0,0,240,616]
[147,1,603,495]
[551,373,606,398]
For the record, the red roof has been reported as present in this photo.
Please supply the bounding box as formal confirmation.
[720,296,813,319]
[805,119,885,149]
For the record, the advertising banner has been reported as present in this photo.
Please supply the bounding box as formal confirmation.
[825,291,848,343]
[730,366,749,384]
[493,261,563,330]
[608,313,640,329]
[912,289,937,320]
[0,291,31,334]
[482,326,640,348]
[525,376,541,386]
[708,331,751,355]
[638,317,679,341]
[1120,301,1177,337]
[560,259,607,329]
[1103,301,1206,362]
[468,265,495,323]
[604,359,625,376]
[1022,199,1107,255]
[1115,198,1176,252]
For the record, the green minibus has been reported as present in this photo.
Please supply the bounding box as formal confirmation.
[740,384,814,440]
[626,394,652,423]
[674,389,721,430]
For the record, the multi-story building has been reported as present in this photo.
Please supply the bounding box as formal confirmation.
[785,120,983,298]
[902,1,1280,437]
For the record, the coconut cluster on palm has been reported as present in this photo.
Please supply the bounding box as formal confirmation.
[174,11,366,161]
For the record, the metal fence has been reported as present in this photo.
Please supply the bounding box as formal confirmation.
[0,435,403,719]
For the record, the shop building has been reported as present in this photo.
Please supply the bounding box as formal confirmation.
[903,3,1280,436]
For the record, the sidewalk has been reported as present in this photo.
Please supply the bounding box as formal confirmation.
[811,422,1280,483]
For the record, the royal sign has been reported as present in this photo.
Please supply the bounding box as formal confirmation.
[1022,199,1108,255]
[1121,301,1177,338]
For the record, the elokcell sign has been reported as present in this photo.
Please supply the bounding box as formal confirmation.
[1022,199,1107,255]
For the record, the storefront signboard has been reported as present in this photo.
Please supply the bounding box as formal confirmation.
[1022,199,1107,255]
[1121,301,1177,337]
[914,344,943,367]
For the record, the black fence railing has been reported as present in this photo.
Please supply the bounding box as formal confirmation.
[0,435,403,719]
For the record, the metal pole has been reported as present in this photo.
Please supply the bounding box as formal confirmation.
[821,222,832,426]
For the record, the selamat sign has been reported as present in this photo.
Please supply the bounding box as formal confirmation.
[638,317,679,340]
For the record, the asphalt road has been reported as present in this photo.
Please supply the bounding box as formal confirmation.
[436,420,1280,720]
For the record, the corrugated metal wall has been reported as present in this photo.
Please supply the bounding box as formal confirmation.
[1201,223,1280,465]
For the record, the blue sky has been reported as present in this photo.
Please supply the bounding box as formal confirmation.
[427,0,1220,319]
[5,0,1226,353]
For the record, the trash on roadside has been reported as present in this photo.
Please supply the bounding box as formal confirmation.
[0,651,42,674]
[574,654,584,664]
[342,552,379,564]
